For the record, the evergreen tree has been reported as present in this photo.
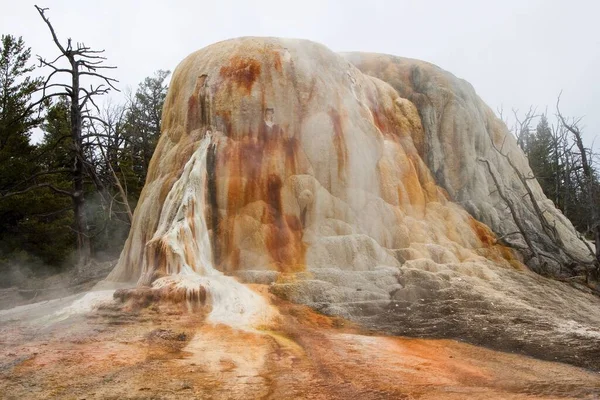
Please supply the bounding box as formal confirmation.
[0,34,42,191]
[0,35,48,282]
[529,115,557,201]
[17,99,74,269]
[123,69,170,187]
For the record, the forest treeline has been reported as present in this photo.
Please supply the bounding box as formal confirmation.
[1,9,599,284]
[0,24,169,283]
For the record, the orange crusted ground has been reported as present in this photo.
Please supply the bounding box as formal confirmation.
[1,287,599,399]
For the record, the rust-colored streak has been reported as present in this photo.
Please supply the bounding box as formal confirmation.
[264,174,306,272]
[187,200,197,242]
[241,138,266,205]
[218,219,239,273]
[266,48,284,73]
[206,141,220,266]
[183,232,196,271]
[283,137,299,175]
[186,75,208,133]
[145,239,170,279]
[159,175,177,205]
[272,51,283,73]
[219,56,262,95]
[372,107,387,134]
[186,93,198,133]
[468,216,496,247]
[212,114,307,274]
[466,218,525,269]
[328,108,348,181]
[266,174,284,216]
[273,55,282,73]
[216,110,233,137]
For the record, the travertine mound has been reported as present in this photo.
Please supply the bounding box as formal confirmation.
[110,37,527,284]
[107,38,600,369]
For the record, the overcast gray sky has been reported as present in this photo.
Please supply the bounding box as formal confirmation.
[2,0,599,145]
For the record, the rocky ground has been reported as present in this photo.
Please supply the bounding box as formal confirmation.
[266,260,600,372]
[1,282,600,399]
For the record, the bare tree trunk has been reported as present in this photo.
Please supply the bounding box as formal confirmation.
[551,126,561,207]
[69,58,90,264]
[563,146,573,217]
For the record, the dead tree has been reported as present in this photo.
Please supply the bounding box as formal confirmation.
[549,121,571,210]
[556,94,600,276]
[87,104,134,223]
[33,5,119,265]
[512,106,538,151]
[483,118,597,279]
[477,156,542,266]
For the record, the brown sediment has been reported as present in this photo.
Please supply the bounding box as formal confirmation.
[219,55,262,95]
[241,136,266,205]
[182,233,197,271]
[159,239,175,274]
[145,242,163,279]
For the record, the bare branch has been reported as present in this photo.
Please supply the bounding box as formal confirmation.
[4,168,72,192]
[34,5,67,54]
[1,183,73,199]
[79,71,120,91]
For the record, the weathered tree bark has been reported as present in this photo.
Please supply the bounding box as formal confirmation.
[68,54,90,263]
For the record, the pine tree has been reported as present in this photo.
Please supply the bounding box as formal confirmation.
[0,35,49,282]
[123,69,170,187]
[0,35,42,191]
[529,115,557,201]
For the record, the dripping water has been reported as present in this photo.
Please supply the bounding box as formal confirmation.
[149,133,273,328]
